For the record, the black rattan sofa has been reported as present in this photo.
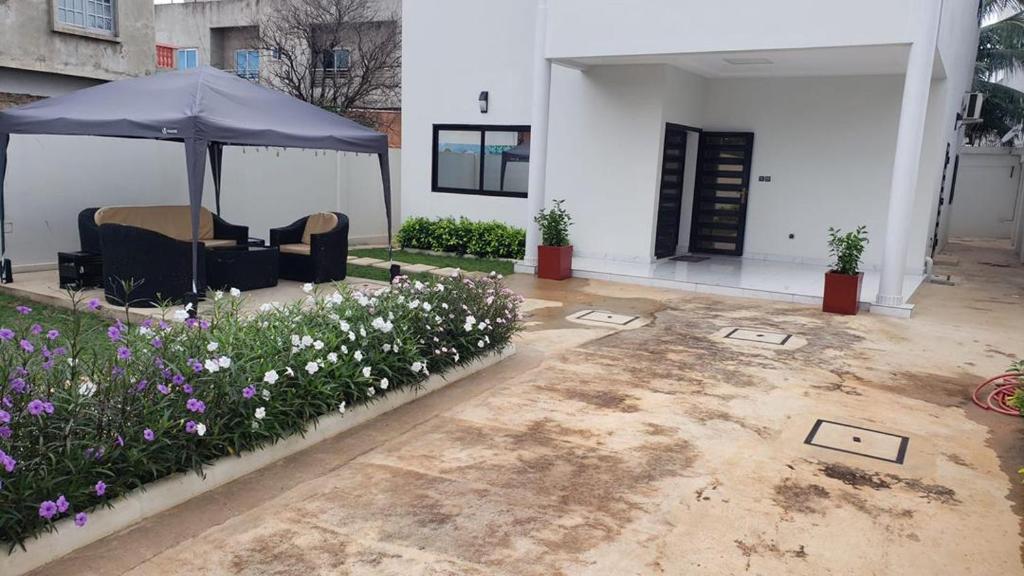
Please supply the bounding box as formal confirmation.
[270,212,349,283]
[87,206,248,306]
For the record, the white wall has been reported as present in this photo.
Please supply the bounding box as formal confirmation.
[948,149,1022,239]
[3,135,399,269]
[400,0,535,226]
[702,75,903,268]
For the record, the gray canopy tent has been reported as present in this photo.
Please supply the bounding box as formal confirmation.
[0,66,392,292]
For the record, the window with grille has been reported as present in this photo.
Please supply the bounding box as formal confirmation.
[177,48,198,70]
[56,0,115,35]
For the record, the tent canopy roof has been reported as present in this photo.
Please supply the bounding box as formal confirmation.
[0,66,387,154]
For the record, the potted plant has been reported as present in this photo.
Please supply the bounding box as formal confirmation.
[534,199,573,280]
[823,225,868,315]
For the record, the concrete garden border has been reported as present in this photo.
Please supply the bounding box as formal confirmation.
[2,346,516,576]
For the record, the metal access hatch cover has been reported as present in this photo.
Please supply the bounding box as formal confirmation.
[804,419,909,464]
[724,328,791,346]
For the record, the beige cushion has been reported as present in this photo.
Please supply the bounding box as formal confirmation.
[279,243,311,255]
[202,239,238,248]
[301,212,338,244]
[95,206,215,241]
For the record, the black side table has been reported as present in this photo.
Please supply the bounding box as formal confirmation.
[206,246,279,292]
[58,251,103,290]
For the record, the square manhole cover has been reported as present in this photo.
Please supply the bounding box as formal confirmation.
[804,419,909,464]
[577,310,638,326]
[724,328,791,345]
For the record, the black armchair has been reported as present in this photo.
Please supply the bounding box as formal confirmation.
[212,215,249,245]
[270,212,349,283]
[78,208,102,255]
[98,224,207,307]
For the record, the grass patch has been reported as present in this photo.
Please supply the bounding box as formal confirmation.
[0,292,109,348]
[349,248,515,275]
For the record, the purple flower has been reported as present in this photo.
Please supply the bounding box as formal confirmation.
[8,378,25,394]
[94,481,106,497]
[115,435,124,447]
[135,379,149,392]
[46,329,60,341]
[26,399,45,416]
[189,359,203,373]
[0,427,10,440]
[242,385,256,399]
[141,318,153,328]
[185,398,205,413]
[158,320,170,331]
[111,366,125,377]
[74,512,88,527]
[52,346,67,356]
[0,449,16,472]
[185,420,197,434]
[29,324,42,336]
[107,326,122,342]
[182,384,193,395]
[0,328,13,341]
[185,318,198,329]
[42,359,54,371]
[116,346,132,360]
[199,320,211,330]
[43,401,54,414]
[171,374,185,386]
[86,299,101,311]
[56,495,69,513]
[143,428,155,442]
[0,409,9,423]
[150,337,163,349]
[156,383,170,395]
[1,396,10,407]
[38,501,57,519]
[15,305,31,315]
[19,340,33,353]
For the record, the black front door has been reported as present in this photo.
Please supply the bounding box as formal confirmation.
[689,132,755,255]
[654,124,688,258]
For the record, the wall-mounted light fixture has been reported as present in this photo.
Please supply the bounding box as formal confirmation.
[479,91,489,113]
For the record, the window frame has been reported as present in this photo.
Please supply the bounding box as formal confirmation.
[234,49,260,79]
[53,0,118,40]
[431,124,531,199]
[177,48,199,70]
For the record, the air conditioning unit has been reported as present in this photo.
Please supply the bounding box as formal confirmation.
[963,92,984,123]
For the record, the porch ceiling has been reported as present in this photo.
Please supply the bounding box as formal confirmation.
[555,44,946,79]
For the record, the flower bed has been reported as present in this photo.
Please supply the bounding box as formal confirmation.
[0,275,522,550]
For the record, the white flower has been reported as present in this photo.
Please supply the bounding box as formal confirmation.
[478,340,485,348]
[338,401,346,414]
[185,302,194,312]
[173,309,189,321]
[359,327,367,338]
[230,287,242,297]
[340,345,349,354]
[261,388,271,401]
[255,407,266,420]
[302,283,314,293]
[410,361,424,373]
[362,366,372,378]
[214,290,224,301]
[305,361,319,375]
[251,421,260,430]
[258,303,273,312]
[138,325,152,336]
[204,359,220,373]
[380,377,389,390]
[408,300,420,310]
[348,331,356,342]
[263,370,279,384]
[290,334,301,347]
[78,379,97,397]
[327,352,338,363]
[327,291,343,304]
[382,343,392,353]
[367,386,376,397]
[196,422,207,436]
[301,335,314,347]
[422,302,432,312]
[285,366,295,376]
[478,321,487,330]
[217,356,231,368]
[313,340,324,350]
[340,320,351,332]
[354,350,364,362]
[207,341,219,352]
[372,317,393,333]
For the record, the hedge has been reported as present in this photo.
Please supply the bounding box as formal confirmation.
[396,217,526,260]
[0,276,522,548]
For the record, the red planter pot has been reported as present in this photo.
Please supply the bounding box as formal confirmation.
[537,245,573,280]
[822,271,863,315]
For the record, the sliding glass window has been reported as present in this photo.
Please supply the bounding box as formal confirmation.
[432,125,531,198]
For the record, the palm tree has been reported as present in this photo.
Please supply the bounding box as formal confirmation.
[969,0,1024,144]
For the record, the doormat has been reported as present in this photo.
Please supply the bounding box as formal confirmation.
[670,255,709,263]
[804,419,909,464]
[723,328,791,346]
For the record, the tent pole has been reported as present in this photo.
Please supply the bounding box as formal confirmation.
[184,138,208,310]
[208,142,223,216]
[378,151,393,263]
[0,133,10,283]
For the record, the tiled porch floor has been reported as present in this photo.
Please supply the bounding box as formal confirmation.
[544,255,925,307]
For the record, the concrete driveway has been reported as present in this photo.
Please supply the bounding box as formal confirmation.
[31,239,1024,575]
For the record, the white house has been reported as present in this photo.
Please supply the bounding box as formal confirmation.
[401,0,982,316]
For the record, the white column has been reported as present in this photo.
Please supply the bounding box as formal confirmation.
[875,1,941,306]
[523,0,551,266]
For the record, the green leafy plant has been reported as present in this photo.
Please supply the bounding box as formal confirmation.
[395,217,525,259]
[827,226,869,276]
[534,199,572,247]
[0,277,522,548]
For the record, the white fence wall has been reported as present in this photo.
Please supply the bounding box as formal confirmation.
[3,135,400,270]
[948,148,1022,240]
